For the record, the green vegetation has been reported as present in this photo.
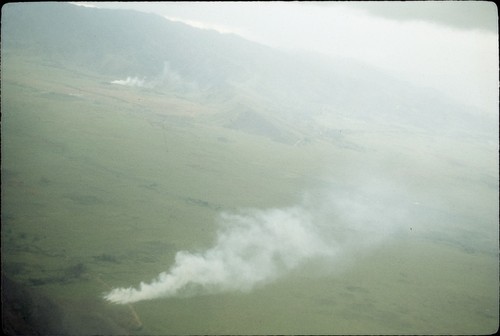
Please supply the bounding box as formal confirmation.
[1,3,497,334]
[0,54,335,334]
[3,51,498,335]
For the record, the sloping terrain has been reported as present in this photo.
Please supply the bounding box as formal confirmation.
[2,2,494,142]
[1,3,498,335]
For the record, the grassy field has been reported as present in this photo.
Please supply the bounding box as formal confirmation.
[2,55,498,334]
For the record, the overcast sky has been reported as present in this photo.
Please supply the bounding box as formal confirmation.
[73,1,498,115]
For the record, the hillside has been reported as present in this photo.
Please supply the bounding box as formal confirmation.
[1,3,498,335]
[2,2,494,141]
[1,3,271,87]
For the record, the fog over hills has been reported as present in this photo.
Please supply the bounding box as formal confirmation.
[2,2,494,142]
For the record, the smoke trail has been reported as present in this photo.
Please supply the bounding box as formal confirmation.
[104,206,337,304]
[110,62,195,90]
[111,76,148,88]
[104,179,408,304]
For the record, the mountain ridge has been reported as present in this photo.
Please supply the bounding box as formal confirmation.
[2,2,494,140]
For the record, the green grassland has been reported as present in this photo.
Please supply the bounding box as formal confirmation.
[2,55,498,334]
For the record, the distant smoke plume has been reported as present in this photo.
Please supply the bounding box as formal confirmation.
[110,62,194,90]
[104,180,407,304]
[111,76,148,88]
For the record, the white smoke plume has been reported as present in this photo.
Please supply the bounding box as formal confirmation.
[111,76,148,88]
[104,181,408,304]
[110,62,195,90]
[104,206,336,304]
